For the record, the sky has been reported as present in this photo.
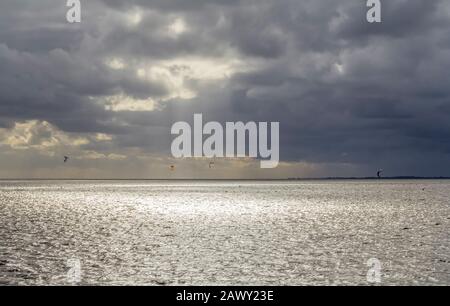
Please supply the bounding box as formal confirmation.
[1,0,450,179]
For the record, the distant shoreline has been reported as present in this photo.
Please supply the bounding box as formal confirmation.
[1,177,450,181]
[288,176,450,180]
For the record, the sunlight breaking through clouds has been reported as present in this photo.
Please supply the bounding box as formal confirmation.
[1,0,450,178]
[101,94,156,112]
[0,121,89,150]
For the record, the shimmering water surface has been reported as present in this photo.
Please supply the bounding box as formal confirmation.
[0,180,449,285]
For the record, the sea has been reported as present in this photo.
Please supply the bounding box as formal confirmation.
[0,180,449,285]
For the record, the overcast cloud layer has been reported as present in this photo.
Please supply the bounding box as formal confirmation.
[1,0,450,178]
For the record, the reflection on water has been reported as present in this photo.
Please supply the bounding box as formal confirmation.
[0,180,449,285]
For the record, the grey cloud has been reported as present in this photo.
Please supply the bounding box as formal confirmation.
[1,0,450,177]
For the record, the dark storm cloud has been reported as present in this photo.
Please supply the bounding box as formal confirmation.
[1,0,450,177]
[100,0,244,11]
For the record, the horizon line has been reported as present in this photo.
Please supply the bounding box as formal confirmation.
[1,176,450,181]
